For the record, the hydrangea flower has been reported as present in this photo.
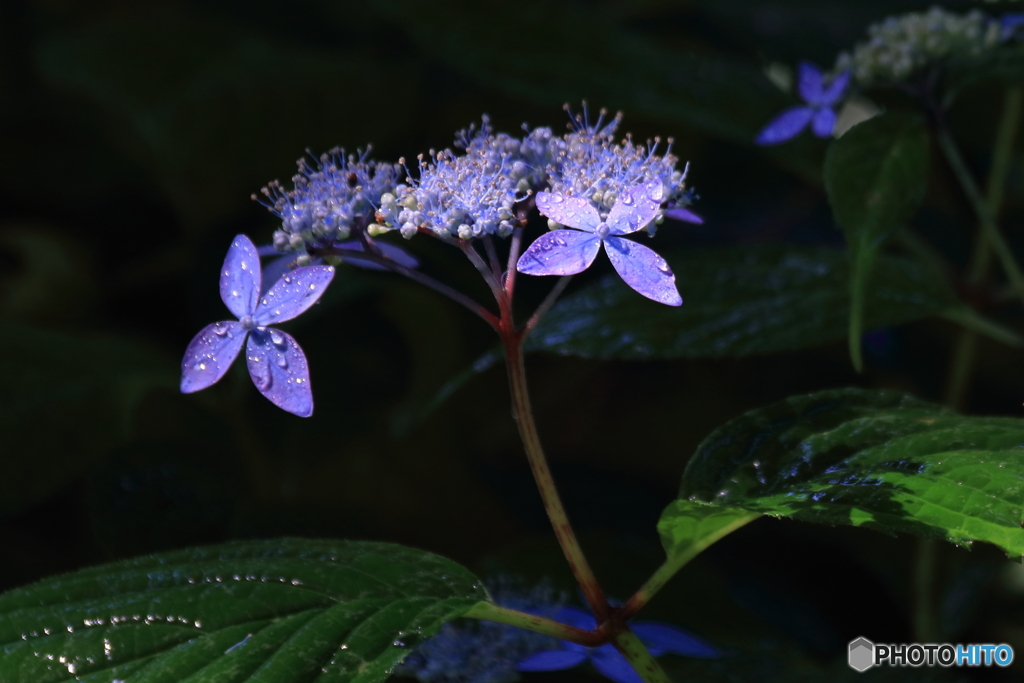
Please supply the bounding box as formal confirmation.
[517,179,683,306]
[547,110,687,218]
[756,62,850,145]
[518,606,720,683]
[257,147,402,253]
[180,235,334,417]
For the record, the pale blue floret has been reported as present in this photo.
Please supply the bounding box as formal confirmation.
[755,62,850,146]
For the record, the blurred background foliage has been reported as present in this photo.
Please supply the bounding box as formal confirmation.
[2,0,1024,680]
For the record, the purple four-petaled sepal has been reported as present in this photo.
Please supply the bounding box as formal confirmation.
[180,234,334,417]
[517,180,683,306]
[756,62,850,146]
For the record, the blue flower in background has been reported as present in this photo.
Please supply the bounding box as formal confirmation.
[756,62,850,145]
[518,606,720,683]
[517,179,683,306]
[180,235,334,417]
[1001,13,1024,40]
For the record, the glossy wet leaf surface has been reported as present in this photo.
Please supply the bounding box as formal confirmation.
[527,245,959,360]
[673,388,1024,557]
[658,501,760,565]
[0,539,486,683]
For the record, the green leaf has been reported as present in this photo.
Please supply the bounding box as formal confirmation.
[658,500,760,565]
[0,538,486,683]
[823,112,930,371]
[678,387,1024,557]
[0,323,175,516]
[526,245,958,360]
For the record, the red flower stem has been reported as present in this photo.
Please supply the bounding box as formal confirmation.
[499,316,610,621]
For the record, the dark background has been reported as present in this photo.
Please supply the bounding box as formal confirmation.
[1,0,1023,680]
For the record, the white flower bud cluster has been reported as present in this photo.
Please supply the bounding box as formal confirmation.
[835,6,1001,85]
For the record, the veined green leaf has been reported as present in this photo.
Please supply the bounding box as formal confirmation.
[0,539,486,683]
[527,245,957,360]
[675,388,1024,557]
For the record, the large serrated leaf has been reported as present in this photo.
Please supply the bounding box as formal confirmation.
[0,539,486,683]
[526,245,957,360]
[671,388,1024,557]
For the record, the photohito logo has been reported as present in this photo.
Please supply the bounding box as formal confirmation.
[848,637,1014,671]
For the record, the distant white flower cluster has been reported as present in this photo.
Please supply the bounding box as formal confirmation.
[835,7,1001,85]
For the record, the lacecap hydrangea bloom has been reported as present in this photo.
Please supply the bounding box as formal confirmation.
[180,235,334,417]
[835,6,1002,85]
[214,106,698,415]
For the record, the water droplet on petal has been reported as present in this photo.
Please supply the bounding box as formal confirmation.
[276,356,288,369]
[282,275,292,284]
[250,358,272,390]
[551,194,565,203]
[621,194,634,205]
[269,330,286,347]
[213,322,230,336]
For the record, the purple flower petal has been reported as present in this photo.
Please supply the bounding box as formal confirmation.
[535,192,601,232]
[631,623,720,659]
[811,107,837,138]
[821,70,850,106]
[755,107,814,146]
[797,61,825,105]
[220,235,261,319]
[245,328,314,417]
[517,649,589,671]
[253,265,335,326]
[180,321,246,393]
[256,244,280,258]
[590,645,644,683]
[604,236,682,306]
[606,179,664,235]
[334,239,420,271]
[517,229,601,276]
[665,207,703,224]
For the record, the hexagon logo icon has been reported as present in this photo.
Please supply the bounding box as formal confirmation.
[849,637,875,672]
